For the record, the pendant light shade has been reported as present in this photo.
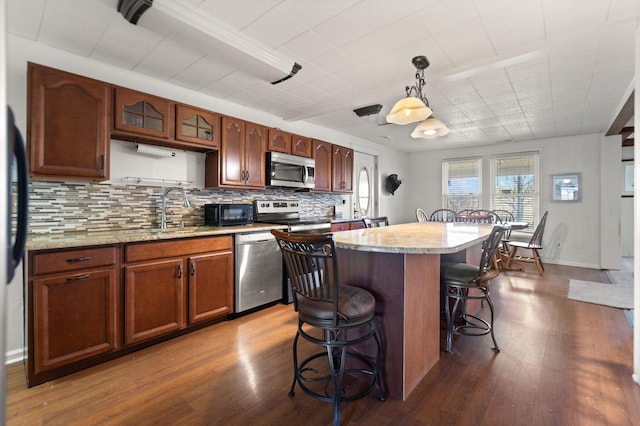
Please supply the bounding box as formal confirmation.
[386,96,433,125]
[411,117,450,138]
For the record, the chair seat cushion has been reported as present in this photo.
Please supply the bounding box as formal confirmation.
[297,285,375,323]
[440,262,481,287]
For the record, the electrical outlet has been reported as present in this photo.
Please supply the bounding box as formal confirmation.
[556,241,562,249]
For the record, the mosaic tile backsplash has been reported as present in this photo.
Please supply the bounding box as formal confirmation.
[25,181,343,235]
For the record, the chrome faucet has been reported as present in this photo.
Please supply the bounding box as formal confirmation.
[161,187,192,229]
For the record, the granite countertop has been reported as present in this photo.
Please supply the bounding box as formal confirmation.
[333,221,493,254]
[26,223,288,250]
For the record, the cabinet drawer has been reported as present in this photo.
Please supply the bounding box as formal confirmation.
[31,246,117,276]
[125,235,233,263]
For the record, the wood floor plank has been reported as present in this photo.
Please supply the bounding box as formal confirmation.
[7,264,640,425]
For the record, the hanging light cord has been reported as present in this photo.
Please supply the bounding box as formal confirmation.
[405,55,431,106]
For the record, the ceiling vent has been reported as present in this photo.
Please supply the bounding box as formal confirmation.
[117,0,301,85]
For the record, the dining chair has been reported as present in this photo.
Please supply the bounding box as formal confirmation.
[429,209,457,222]
[440,225,509,353]
[271,230,386,426]
[416,208,429,222]
[470,209,499,223]
[505,210,549,275]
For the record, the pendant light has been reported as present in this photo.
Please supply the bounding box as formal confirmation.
[411,117,450,138]
[386,56,433,125]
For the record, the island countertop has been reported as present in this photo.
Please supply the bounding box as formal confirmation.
[333,221,493,254]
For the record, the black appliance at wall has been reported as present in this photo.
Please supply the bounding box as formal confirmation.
[6,107,28,282]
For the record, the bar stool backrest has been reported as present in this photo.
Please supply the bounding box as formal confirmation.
[272,230,340,325]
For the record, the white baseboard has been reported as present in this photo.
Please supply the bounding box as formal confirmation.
[6,348,25,365]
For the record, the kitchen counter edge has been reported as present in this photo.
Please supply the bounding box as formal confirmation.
[26,223,289,251]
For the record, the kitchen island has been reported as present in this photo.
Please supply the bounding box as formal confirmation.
[333,221,493,400]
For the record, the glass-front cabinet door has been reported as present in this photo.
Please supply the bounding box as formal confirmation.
[113,87,172,139]
[175,104,220,149]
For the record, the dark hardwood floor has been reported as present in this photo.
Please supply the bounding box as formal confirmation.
[7,264,640,425]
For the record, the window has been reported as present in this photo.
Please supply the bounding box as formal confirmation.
[443,158,482,211]
[491,153,539,226]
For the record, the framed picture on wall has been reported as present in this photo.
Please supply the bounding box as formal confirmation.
[551,172,581,202]
[622,160,634,197]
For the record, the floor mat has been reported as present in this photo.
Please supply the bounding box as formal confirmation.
[567,279,633,309]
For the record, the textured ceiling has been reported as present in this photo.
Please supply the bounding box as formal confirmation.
[7,0,640,153]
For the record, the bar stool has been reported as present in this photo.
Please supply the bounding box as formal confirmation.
[440,225,509,353]
[272,230,385,426]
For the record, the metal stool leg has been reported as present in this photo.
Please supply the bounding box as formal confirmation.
[289,330,300,397]
[485,291,500,353]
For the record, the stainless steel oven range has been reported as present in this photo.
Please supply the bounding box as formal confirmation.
[254,200,332,303]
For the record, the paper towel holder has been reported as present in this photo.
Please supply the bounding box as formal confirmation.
[135,143,176,158]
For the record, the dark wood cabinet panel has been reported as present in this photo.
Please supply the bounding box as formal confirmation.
[113,87,172,140]
[33,269,117,374]
[188,251,234,324]
[28,63,110,181]
[312,139,332,192]
[219,115,245,186]
[330,219,365,232]
[175,104,220,149]
[291,134,312,158]
[28,243,119,379]
[205,116,266,189]
[267,128,291,154]
[124,258,186,345]
[332,145,354,193]
[244,121,267,188]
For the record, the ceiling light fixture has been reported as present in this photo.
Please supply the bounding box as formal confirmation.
[117,0,301,85]
[410,117,450,138]
[387,55,450,138]
[386,56,433,125]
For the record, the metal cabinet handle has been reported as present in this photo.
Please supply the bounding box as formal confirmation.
[66,274,91,281]
[67,256,91,263]
[177,264,183,279]
[190,261,195,276]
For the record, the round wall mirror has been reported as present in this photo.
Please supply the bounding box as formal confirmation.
[358,166,370,216]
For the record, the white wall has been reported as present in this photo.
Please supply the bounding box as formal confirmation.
[5,35,409,361]
[407,134,606,269]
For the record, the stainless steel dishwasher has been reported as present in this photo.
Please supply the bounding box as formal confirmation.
[235,231,283,313]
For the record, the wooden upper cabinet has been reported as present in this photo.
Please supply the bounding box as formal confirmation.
[291,134,312,158]
[27,63,110,181]
[267,128,291,154]
[175,104,220,149]
[332,145,354,193]
[113,87,172,139]
[206,116,266,189]
[267,129,312,158]
[218,116,245,187]
[244,121,267,188]
[312,139,332,192]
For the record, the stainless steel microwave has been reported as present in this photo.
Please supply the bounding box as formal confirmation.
[204,203,254,226]
[266,152,315,189]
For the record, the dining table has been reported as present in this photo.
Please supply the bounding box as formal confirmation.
[333,221,494,400]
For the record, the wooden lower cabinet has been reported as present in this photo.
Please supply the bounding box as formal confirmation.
[124,258,186,345]
[27,235,234,387]
[27,245,119,384]
[33,268,117,374]
[189,252,233,324]
[123,235,234,346]
[331,219,366,232]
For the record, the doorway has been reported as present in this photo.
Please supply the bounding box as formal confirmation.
[353,151,378,218]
